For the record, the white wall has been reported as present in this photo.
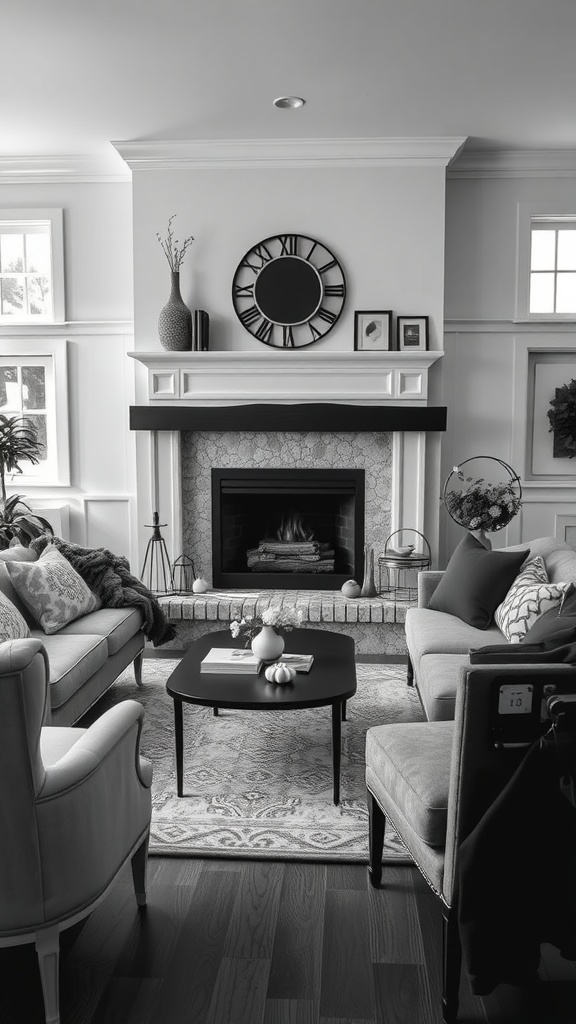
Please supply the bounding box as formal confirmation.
[443,173,576,564]
[0,180,138,566]
[130,162,449,566]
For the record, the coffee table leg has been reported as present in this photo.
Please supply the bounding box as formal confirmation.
[174,698,184,797]
[342,700,347,722]
[332,701,342,805]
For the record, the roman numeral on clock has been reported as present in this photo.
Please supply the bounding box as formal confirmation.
[239,305,261,326]
[324,284,344,297]
[316,307,337,324]
[282,325,295,347]
[233,282,254,299]
[279,234,298,256]
[242,243,273,273]
[255,318,274,343]
[318,258,337,274]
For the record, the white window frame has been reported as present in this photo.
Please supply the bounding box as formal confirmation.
[0,339,70,487]
[0,208,65,324]
[516,201,576,321]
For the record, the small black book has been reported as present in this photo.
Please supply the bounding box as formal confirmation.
[194,309,210,351]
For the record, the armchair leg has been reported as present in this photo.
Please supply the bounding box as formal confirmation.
[407,655,414,687]
[35,926,60,1024]
[367,790,385,888]
[131,833,149,908]
[133,650,144,687]
[441,905,461,1024]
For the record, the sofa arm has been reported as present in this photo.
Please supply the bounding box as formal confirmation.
[417,570,444,608]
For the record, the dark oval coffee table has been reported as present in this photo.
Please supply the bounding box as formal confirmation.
[165,627,357,805]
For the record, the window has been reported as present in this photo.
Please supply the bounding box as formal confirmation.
[0,209,65,324]
[0,341,70,487]
[529,219,576,315]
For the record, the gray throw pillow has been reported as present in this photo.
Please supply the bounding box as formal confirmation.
[6,544,101,634]
[429,533,528,629]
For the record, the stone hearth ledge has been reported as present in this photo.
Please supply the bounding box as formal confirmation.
[157,589,411,656]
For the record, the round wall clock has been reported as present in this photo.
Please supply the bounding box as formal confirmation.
[232,233,346,348]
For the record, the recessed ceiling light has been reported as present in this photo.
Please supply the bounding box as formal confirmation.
[273,96,305,109]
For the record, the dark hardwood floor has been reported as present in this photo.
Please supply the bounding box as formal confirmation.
[1,856,574,1024]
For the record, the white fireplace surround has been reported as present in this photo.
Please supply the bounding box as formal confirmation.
[129,351,444,571]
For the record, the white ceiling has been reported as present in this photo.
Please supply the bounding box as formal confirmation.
[4,0,576,175]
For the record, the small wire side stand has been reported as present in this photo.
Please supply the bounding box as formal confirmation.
[141,512,175,595]
[172,554,197,594]
[378,530,431,601]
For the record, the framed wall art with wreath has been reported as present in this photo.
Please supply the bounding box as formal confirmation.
[548,378,576,459]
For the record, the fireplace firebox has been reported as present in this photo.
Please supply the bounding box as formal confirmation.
[212,468,365,590]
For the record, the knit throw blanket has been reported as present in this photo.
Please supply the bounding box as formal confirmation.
[31,536,176,647]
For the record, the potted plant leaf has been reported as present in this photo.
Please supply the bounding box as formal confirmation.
[0,415,53,549]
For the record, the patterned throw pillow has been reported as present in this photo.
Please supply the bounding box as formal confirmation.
[5,545,101,634]
[0,589,31,641]
[495,556,573,643]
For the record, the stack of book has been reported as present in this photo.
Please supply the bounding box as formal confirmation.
[277,653,314,673]
[200,648,262,674]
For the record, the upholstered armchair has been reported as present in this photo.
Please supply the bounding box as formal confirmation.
[366,662,576,1023]
[0,638,152,1024]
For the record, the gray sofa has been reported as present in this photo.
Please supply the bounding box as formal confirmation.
[405,536,576,721]
[0,551,145,726]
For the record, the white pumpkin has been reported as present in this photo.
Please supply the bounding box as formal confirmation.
[264,662,296,685]
[192,577,209,594]
[341,579,361,598]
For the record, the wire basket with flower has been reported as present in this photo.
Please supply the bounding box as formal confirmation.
[442,456,522,533]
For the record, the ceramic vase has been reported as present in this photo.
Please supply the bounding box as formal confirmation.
[251,625,285,662]
[158,271,192,351]
[360,545,378,598]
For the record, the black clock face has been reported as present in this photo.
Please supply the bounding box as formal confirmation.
[232,233,346,348]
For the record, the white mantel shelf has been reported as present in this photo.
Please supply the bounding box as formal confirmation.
[129,350,443,406]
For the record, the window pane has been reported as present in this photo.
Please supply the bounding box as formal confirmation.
[531,229,556,270]
[530,272,555,312]
[23,414,47,460]
[556,272,576,313]
[28,276,51,316]
[1,278,23,314]
[557,231,576,271]
[25,232,50,274]
[0,233,24,273]
[0,367,19,410]
[21,366,46,410]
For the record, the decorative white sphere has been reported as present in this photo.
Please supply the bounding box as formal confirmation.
[341,579,361,598]
[192,577,209,594]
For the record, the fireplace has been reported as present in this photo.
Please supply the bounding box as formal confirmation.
[212,468,365,590]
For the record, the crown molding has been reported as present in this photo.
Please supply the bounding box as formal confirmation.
[112,136,468,171]
[449,149,576,179]
[0,155,131,184]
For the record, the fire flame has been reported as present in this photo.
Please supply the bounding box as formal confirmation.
[276,511,314,543]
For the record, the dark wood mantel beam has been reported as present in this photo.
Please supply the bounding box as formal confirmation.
[129,403,447,432]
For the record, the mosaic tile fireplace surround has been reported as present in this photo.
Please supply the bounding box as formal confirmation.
[129,351,445,653]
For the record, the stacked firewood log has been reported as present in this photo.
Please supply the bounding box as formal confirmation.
[247,539,335,573]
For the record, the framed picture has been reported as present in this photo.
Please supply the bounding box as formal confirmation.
[397,316,429,352]
[354,311,392,351]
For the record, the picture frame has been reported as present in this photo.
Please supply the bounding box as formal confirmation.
[354,310,392,351]
[397,316,429,352]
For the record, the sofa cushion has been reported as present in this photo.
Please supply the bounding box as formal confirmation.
[31,632,108,710]
[58,607,144,655]
[417,654,471,721]
[0,590,31,641]
[405,607,506,668]
[494,556,572,643]
[521,588,576,646]
[428,533,528,629]
[6,545,101,634]
[366,721,454,846]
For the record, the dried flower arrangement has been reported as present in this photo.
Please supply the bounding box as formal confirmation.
[230,607,303,646]
[548,378,576,459]
[156,215,194,272]
[442,465,522,532]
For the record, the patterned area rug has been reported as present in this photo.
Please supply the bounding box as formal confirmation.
[91,659,424,862]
